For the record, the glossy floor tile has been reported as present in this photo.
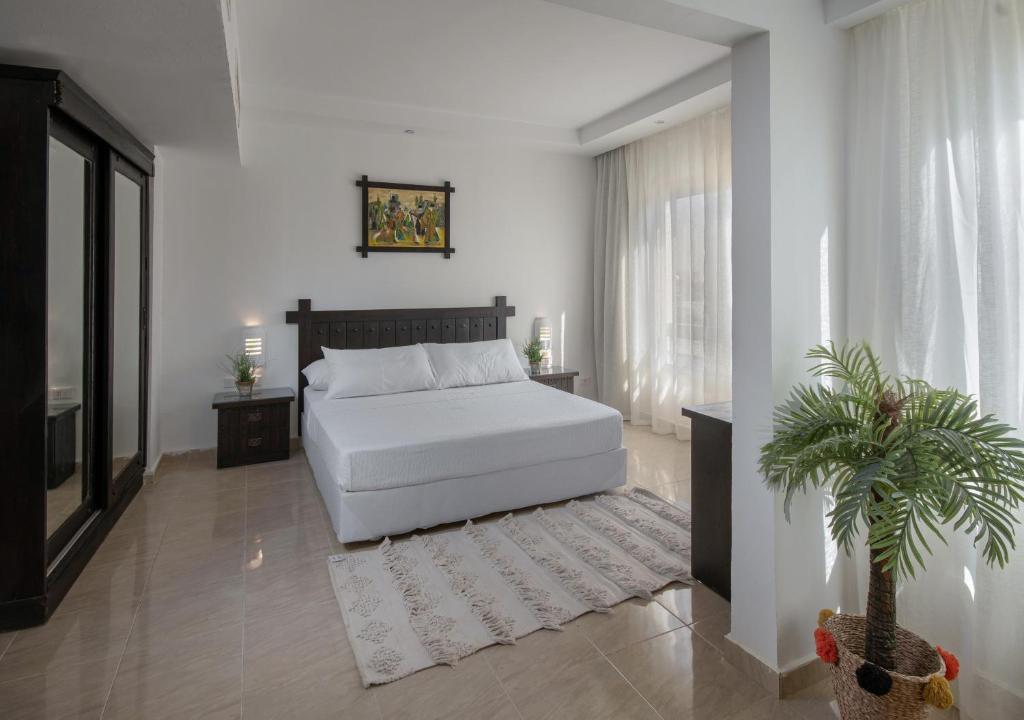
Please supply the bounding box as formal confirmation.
[573,597,684,654]
[0,427,847,719]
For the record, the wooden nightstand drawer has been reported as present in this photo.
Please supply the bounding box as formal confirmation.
[213,388,295,469]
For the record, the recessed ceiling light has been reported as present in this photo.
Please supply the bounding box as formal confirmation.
[404,129,415,134]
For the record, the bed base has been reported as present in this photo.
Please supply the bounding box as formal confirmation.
[304,411,626,543]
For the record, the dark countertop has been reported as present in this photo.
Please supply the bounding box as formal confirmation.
[527,366,579,379]
[212,386,295,409]
[681,401,732,425]
[48,402,81,417]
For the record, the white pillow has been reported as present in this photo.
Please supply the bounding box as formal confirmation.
[301,358,332,390]
[321,345,437,399]
[422,338,529,389]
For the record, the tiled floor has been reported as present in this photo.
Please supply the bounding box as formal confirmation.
[0,424,840,720]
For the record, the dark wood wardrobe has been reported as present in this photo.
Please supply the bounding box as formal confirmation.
[0,65,153,629]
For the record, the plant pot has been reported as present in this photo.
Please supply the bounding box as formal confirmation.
[529,362,541,374]
[824,614,946,720]
[235,380,255,397]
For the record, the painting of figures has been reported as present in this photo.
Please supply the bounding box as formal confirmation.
[357,177,454,258]
[367,188,445,247]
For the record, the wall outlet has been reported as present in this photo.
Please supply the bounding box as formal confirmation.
[579,376,593,388]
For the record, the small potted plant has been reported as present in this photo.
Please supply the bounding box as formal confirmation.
[223,350,258,397]
[522,338,544,374]
[760,342,1024,719]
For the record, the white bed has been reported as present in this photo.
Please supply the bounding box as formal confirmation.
[303,380,626,542]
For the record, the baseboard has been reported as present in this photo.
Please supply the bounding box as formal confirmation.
[144,452,161,478]
[145,439,304,478]
[721,636,828,698]
[780,654,830,696]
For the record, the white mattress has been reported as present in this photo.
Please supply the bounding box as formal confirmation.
[303,381,622,493]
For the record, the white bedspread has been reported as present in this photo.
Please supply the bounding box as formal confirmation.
[304,381,622,492]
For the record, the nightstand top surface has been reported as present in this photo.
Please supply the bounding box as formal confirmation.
[48,402,82,417]
[527,366,579,379]
[681,401,732,425]
[212,387,295,409]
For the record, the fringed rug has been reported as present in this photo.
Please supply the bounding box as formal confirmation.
[328,487,692,687]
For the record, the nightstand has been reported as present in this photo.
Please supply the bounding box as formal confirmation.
[528,366,579,394]
[212,387,294,468]
[47,402,81,489]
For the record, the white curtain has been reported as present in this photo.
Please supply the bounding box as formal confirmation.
[594,107,732,437]
[847,1,1024,717]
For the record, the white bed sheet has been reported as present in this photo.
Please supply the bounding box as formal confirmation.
[303,381,622,493]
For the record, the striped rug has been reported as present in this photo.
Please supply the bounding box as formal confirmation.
[328,487,692,686]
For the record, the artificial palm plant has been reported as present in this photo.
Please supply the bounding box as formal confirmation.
[760,342,1024,674]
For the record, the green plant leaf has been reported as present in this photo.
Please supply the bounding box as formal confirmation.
[761,341,1024,583]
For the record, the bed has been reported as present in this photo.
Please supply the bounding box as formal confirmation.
[286,297,626,542]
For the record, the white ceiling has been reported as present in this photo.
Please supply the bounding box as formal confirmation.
[0,0,734,157]
[238,0,730,151]
[824,0,913,27]
[0,0,237,154]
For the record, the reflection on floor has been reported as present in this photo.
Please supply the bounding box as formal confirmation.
[47,457,133,540]
[2,424,864,719]
[112,456,132,478]
[45,470,82,537]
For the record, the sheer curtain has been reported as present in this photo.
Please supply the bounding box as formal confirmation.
[594,107,732,437]
[847,1,1024,717]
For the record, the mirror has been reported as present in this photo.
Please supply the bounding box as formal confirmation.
[46,137,91,540]
[111,171,143,480]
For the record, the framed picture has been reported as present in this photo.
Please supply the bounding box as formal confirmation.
[355,176,455,258]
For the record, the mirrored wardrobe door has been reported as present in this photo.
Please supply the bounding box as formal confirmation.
[46,125,97,561]
[110,162,145,487]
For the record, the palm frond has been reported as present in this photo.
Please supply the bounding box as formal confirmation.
[761,341,1024,583]
[807,341,887,399]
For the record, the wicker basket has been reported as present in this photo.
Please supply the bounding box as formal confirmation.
[824,614,945,720]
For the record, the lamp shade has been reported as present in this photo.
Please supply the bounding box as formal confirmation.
[533,316,552,369]
[243,326,266,370]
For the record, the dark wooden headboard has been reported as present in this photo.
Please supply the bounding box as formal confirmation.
[285,296,516,429]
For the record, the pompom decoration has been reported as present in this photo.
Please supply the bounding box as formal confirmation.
[936,646,959,681]
[817,608,835,628]
[923,674,954,709]
[856,661,893,696]
[814,627,838,664]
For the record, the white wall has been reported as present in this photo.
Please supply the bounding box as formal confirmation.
[728,30,780,670]
[153,116,597,454]
[147,153,165,472]
[763,7,855,671]
[670,0,851,672]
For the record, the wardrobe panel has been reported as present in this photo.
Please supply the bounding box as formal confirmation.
[111,170,143,484]
[0,66,154,629]
[45,133,95,560]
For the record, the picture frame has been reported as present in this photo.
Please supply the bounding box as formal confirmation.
[355,175,455,259]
